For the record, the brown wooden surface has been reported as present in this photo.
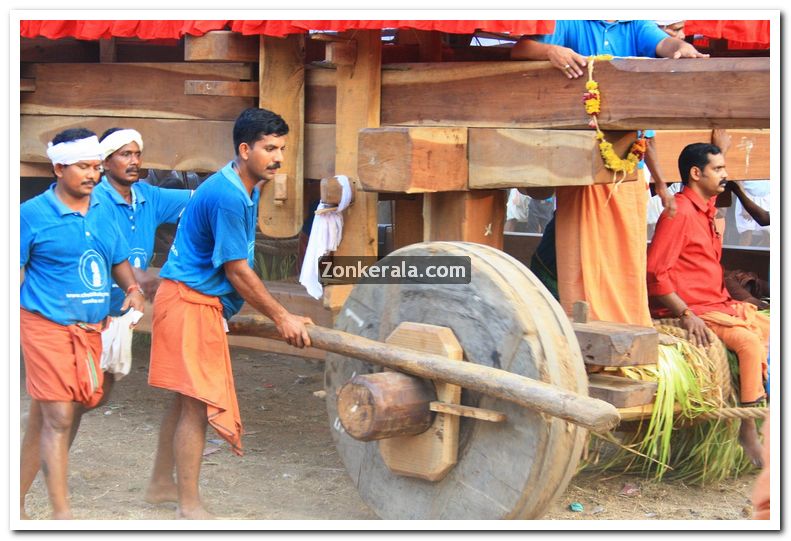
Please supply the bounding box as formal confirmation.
[379,322,463,481]
[21,62,255,121]
[652,129,770,182]
[21,115,233,173]
[184,31,259,62]
[587,373,657,408]
[20,78,36,92]
[469,129,639,189]
[572,321,659,367]
[423,190,506,249]
[303,123,336,179]
[21,37,99,63]
[258,34,305,238]
[324,30,382,311]
[184,80,259,97]
[358,127,468,193]
[428,402,506,423]
[305,67,337,124]
[337,372,436,441]
[392,195,424,250]
[305,58,769,129]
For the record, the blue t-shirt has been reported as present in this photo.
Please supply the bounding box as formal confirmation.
[21,185,130,326]
[93,179,191,316]
[160,162,260,319]
[538,20,668,58]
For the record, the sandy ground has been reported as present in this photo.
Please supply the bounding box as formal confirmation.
[19,335,760,524]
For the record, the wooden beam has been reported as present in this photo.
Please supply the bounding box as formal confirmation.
[469,129,639,189]
[21,115,233,173]
[572,321,659,367]
[184,31,259,62]
[587,374,657,408]
[652,129,770,182]
[20,78,36,92]
[305,66,337,124]
[358,127,468,193]
[21,37,99,63]
[21,62,255,121]
[184,80,258,97]
[258,34,306,238]
[306,58,769,129]
[303,123,335,179]
[393,195,424,250]
[423,190,506,249]
[324,30,382,311]
[99,38,117,63]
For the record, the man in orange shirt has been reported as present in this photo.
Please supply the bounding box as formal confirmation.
[646,142,768,466]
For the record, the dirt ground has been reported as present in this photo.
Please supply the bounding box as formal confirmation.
[19,334,760,523]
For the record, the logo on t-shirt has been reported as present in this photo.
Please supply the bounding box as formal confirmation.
[129,248,148,269]
[78,250,108,291]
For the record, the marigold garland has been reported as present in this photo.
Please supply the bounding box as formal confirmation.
[585,55,646,181]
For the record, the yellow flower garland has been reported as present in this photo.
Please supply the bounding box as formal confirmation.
[585,55,646,180]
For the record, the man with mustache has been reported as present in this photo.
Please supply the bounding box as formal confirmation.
[58,128,193,437]
[144,108,313,519]
[20,128,146,518]
[647,142,769,466]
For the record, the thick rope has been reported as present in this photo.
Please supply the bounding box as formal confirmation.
[696,407,769,421]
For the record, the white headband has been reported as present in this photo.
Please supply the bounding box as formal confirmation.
[100,129,144,159]
[46,135,102,166]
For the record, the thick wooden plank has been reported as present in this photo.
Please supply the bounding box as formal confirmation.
[572,321,659,367]
[185,31,259,62]
[358,127,468,193]
[652,129,770,182]
[21,115,233,173]
[303,123,336,179]
[20,78,36,92]
[469,129,639,189]
[587,374,657,408]
[99,38,117,63]
[21,37,98,63]
[21,62,255,120]
[423,190,506,249]
[429,402,506,423]
[305,67,337,124]
[305,58,769,129]
[325,30,382,311]
[184,80,258,97]
[393,195,424,249]
[258,34,305,238]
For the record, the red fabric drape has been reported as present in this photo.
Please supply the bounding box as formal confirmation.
[20,19,554,40]
[686,20,770,48]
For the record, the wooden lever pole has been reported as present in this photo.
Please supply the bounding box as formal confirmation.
[227,315,621,433]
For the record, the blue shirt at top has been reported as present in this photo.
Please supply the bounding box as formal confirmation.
[93,179,191,316]
[160,162,260,320]
[538,20,668,58]
[21,185,130,326]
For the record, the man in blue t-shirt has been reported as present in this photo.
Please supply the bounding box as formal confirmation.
[144,108,313,519]
[19,128,146,520]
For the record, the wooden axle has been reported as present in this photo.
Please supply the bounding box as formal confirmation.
[227,315,621,433]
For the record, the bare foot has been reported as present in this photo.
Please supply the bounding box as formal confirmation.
[177,505,215,520]
[739,419,764,468]
[144,482,179,504]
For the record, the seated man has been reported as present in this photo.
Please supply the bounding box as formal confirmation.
[646,142,769,466]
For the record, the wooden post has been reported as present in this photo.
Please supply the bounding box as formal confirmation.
[423,190,506,249]
[258,34,305,238]
[323,30,382,314]
[393,195,424,250]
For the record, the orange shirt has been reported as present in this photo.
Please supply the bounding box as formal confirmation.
[647,188,735,317]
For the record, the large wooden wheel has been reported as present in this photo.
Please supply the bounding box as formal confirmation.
[324,242,589,519]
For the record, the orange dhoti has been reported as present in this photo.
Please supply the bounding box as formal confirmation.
[149,279,243,455]
[20,308,104,407]
[699,302,769,404]
[555,181,653,327]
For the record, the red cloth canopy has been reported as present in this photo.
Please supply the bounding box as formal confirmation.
[20,20,555,40]
[20,19,770,48]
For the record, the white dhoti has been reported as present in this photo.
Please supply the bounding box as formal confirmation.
[100,309,143,380]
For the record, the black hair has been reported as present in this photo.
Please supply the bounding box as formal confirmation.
[51,128,96,146]
[232,108,289,156]
[99,127,124,141]
[678,143,722,185]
